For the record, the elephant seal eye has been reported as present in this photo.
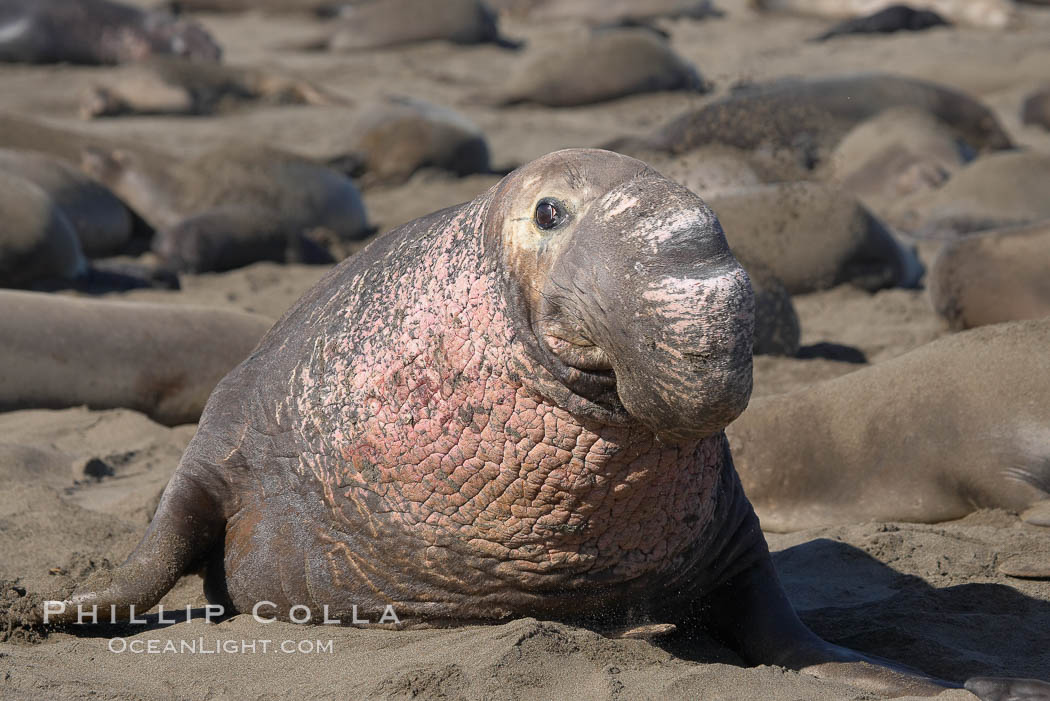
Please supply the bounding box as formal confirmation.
[534,200,561,230]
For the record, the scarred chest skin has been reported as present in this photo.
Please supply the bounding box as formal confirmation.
[218,197,738,625]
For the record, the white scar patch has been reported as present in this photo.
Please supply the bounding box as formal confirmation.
[0,17,32,44]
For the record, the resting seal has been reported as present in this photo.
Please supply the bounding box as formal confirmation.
[490,28,707,107]
[81,58,343,118]
[0,0,221,65]
[607,74,1012,171]
[295,0,519,52]
[44,150,1044,698]
[80,145,368,272]
[0,172,87,287]
[0,149,133,257]
[0,291,271,425]
[728,319,1050,535]
[928,222,1050,329]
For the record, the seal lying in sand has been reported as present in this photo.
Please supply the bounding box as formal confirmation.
[928,222,1050,329]
[607,74,1011,171]
[704,181,921,294]
[0,0,221,65]
[332,97,491,185]
[810,5,949,41]
[892,150,1050,237]
[80,145,369,272]
[515,0,722,25]
[750,0,1015,29]
[728,318,1050,536]
[0,291,270,425]
[44,150,1046,699]
[0,172,87,288]
[489,28,707,107]
[81,58,344,118]
[821,107,970,216]
[296,0,519,52]
[0,149,132,257]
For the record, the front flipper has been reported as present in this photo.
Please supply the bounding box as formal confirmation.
[701,554,954,697]
[34,469,224,625]
[1022,499,1050,528]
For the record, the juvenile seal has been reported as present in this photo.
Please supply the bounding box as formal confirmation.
[892,150,1050,237]
[295,0,519,52]
[820,106,970,217]
[332,96,491,185]
[0,149,133,257]
[727,318,1050,535]
[928,222,1050,329]
[607,74,1012,170]
[0,0,222,65]
[81,58,345,118]
[704,181,921,293]
[42,149,1043,698]
[0,171,87,288]
[0,291,271,425]
[810,4,949,41]
[750,0,1015,29]
[80,145,369,272]
[490,28,707,107]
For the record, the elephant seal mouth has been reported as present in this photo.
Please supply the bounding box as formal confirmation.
[534,320,623,411]
[542,325,614,373]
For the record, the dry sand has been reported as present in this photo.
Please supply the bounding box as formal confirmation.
[1,0,1049,698]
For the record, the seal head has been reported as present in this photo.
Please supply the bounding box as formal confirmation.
[488,149,754,441]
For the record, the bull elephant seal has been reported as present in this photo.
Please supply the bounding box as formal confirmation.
[0,0,221,65]
[41,149,1044,699]
[705,181,921,294]
[81,58,345,118]
[750,0,1015,29]
[607,74,1011,172]
[490,28,707,107]
[333,96,491,185]
[0,291,271,425]
[80,145,369,272]
[0,172,87,287]
[928,222,1050,329]
[727,318,1050,536]
[0,149,133,257]
[295,0,519,51]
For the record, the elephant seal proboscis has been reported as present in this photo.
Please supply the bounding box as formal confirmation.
[40,149,1046,699]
